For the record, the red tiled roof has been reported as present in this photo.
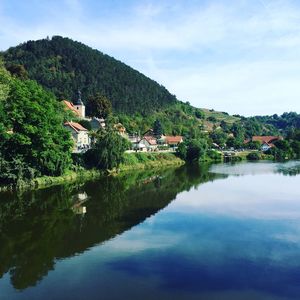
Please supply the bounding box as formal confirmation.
[252,136,282,144]
[144,136,157,145]
[165,136,183,144]
[64,121,88,132]
[62,100,80,116]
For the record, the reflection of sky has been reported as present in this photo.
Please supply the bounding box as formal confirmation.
[2,162,300,300]
[210,160,300,177]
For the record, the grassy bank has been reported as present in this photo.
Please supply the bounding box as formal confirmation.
[0,152,184,192]
[0,169,103,192]
[117,152,184,173]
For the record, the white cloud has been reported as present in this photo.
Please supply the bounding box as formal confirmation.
[1,0,300,115]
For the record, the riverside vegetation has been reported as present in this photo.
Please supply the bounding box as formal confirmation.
[0,36,300,189]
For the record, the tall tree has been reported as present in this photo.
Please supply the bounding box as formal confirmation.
[84,128,130,170]
[153,119,163,137]
[0,76,73,181]
[87,93,112,119]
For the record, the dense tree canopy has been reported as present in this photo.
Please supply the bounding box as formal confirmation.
[0,67,73,183]
[3,36,177,114]
[86,93,112,119]
[84,128,130,170]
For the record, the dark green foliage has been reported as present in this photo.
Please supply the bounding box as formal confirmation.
[3,36,177,114]
[176,143,188,161]
[78,119,92,131]
[0,69,73,183]
[153,119,163,136]
[246,152,261,161]
[255,112,300,134]
[84,129,130,170]
[210,130,228,147]
[177,139,208,162]
[207,116,217,122]
[5,63,28,80]
[86,93,112,119]
[245,141,261,150]
[290,141,300,158]
[194,109,205,119]
[265,140,293,160]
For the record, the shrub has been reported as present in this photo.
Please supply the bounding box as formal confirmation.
[246,152,261,161]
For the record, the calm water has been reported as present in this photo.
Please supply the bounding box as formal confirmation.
[1,161,300,300]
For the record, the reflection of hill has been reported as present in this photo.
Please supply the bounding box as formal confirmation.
[0,164,226,290]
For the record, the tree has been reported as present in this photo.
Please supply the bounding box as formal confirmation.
[246,141,261,150]
[194,109,205,119]
[84,128,130,170]
[0,77,73,181]
[0,59,11,102]
[5,63,28,80]
[153,119,163,137]
[186,139,208,162]
[176,142,187,160]
[246,152,261,160]
[210,130,228,148]
[86,93,112,119]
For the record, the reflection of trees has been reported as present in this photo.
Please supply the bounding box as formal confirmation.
[0,164,226,290]
[277,164,300,176]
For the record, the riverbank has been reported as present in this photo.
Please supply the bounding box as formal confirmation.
[0,152,184,192]
[116,152,184,173]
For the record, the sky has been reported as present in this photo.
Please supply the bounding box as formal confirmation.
[1,0,300,116]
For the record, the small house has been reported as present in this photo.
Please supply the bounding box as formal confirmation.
[64,121,90,152]
[141,136,158,151]
[164,136,183,149]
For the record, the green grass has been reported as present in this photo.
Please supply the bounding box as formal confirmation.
[118,152,184,172]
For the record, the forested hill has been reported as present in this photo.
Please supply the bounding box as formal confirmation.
[1,36,177,114]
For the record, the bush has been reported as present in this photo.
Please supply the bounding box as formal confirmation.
[246,152,261,161]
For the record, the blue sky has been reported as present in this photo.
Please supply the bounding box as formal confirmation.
[1,0,300,116]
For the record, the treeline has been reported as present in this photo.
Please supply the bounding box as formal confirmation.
[255,112,300,133]
[2,36,177,114]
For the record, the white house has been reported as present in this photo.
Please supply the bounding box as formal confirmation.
[261,142,273,152]
[64,121,90,152]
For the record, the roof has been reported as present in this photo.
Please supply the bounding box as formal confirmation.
[64,121,88,133]
[62,100,80,116]
[73,91,84,105]
[261,142,275,148]
[143,136,157,145]
[252,136,282,144]
[164,136,183,144]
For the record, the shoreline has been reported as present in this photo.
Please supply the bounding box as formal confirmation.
[0,153,185,193]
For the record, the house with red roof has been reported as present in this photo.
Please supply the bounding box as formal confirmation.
[161,135,183,150]
[141,136,158,151]
[245,136,283,152]
[64,121,90,152]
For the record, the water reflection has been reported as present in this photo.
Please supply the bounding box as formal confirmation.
[210,160,300,177]
[0,164,225,291]
[1,161,300,300]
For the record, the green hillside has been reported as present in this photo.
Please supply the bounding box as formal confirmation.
[2,36,177,114]
[2,36,298,139]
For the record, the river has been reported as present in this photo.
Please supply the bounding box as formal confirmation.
[0,161,300,300]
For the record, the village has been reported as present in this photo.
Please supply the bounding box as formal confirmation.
[62,93,284,156]
[62,93,184,153]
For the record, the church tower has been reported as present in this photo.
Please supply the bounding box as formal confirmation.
[73,90,85,118]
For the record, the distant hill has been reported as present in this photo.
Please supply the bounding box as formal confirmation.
[2,36,177,114]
